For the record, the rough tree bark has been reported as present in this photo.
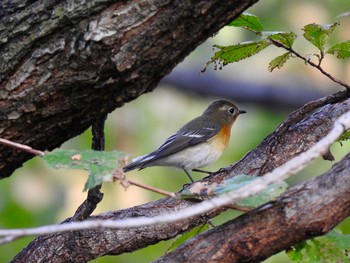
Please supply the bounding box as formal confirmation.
[0,0,258,178]
[157,151,350,262]
[3,0,350,262]
[12,93,350,262]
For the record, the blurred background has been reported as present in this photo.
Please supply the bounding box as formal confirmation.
[2,0,350,262]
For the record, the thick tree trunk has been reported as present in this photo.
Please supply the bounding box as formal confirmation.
[12,93,350,262]
[0,0,258,178]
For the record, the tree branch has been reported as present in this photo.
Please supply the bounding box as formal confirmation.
[157,152,350,262]
[11,94,350,262]
[3,1,350,261]
[3,107,350,243]
[0,138,44,157]
[268,37,350,91]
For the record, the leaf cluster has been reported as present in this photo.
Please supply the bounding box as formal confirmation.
[202,13,350,73]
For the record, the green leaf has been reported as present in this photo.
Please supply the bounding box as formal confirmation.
[286,241,307,262]
[179,174,288,208]
[267,32,297,48]
[337,130,350,143]
[287,230,350,262]
[327,40,350,59]
[302,22,339,51]
[323,230,350,250]
[43,149,127,191]
[202,40,270,72]
[268,52,292,72]
[166,224,209,252]
[228,13,263,33]
[233,177,287,207]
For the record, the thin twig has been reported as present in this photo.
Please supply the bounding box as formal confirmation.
[1,110,349,243]
[0,138,44,157]
[113,168,176,198]
[0,236,20,246]
[268,37,350,91]
[116,171,249,209]
[225,204,253,212]
[127,178,176,198]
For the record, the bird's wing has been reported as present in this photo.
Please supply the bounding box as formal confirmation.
[123,118,221,171]
[151,119,221,159]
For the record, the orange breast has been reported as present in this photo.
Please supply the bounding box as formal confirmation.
[209,124,231,152]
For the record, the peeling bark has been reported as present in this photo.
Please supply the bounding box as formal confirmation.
[0,0,258,178]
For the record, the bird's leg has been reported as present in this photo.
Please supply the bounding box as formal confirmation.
[182,168,195,183]
[192,168,212,174]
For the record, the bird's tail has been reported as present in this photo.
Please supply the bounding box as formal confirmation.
[123,162,140,172]
[123,154,153,172]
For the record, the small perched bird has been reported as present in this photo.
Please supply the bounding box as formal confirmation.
[123,100,246,182]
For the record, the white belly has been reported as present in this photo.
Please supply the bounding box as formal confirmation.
[153,141,224,170]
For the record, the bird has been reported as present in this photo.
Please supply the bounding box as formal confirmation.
[123,100,246,182]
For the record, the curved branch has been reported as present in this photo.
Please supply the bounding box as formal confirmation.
[3,108,350,241]
[12,94,350,262]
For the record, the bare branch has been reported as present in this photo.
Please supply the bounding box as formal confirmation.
[0,138,44,157]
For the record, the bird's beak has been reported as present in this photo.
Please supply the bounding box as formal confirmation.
[239,110,247,114]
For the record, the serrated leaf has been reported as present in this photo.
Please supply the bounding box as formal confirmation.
[228,13,263,33]
[268,52,292,72]
[202,40,270,72]
[327,40,350,59]
[180,174,288,208]
[267,32,297,48]
[214,41,270,63]
[302,22,339,51]
[43,149,127,191]
[166,224,209,252]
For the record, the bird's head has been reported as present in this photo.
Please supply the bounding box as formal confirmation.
[203,100,246,125]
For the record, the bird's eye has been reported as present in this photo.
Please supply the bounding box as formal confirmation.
[228,108,235,114]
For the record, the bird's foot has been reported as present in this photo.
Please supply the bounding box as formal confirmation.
[192,168,212,174]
